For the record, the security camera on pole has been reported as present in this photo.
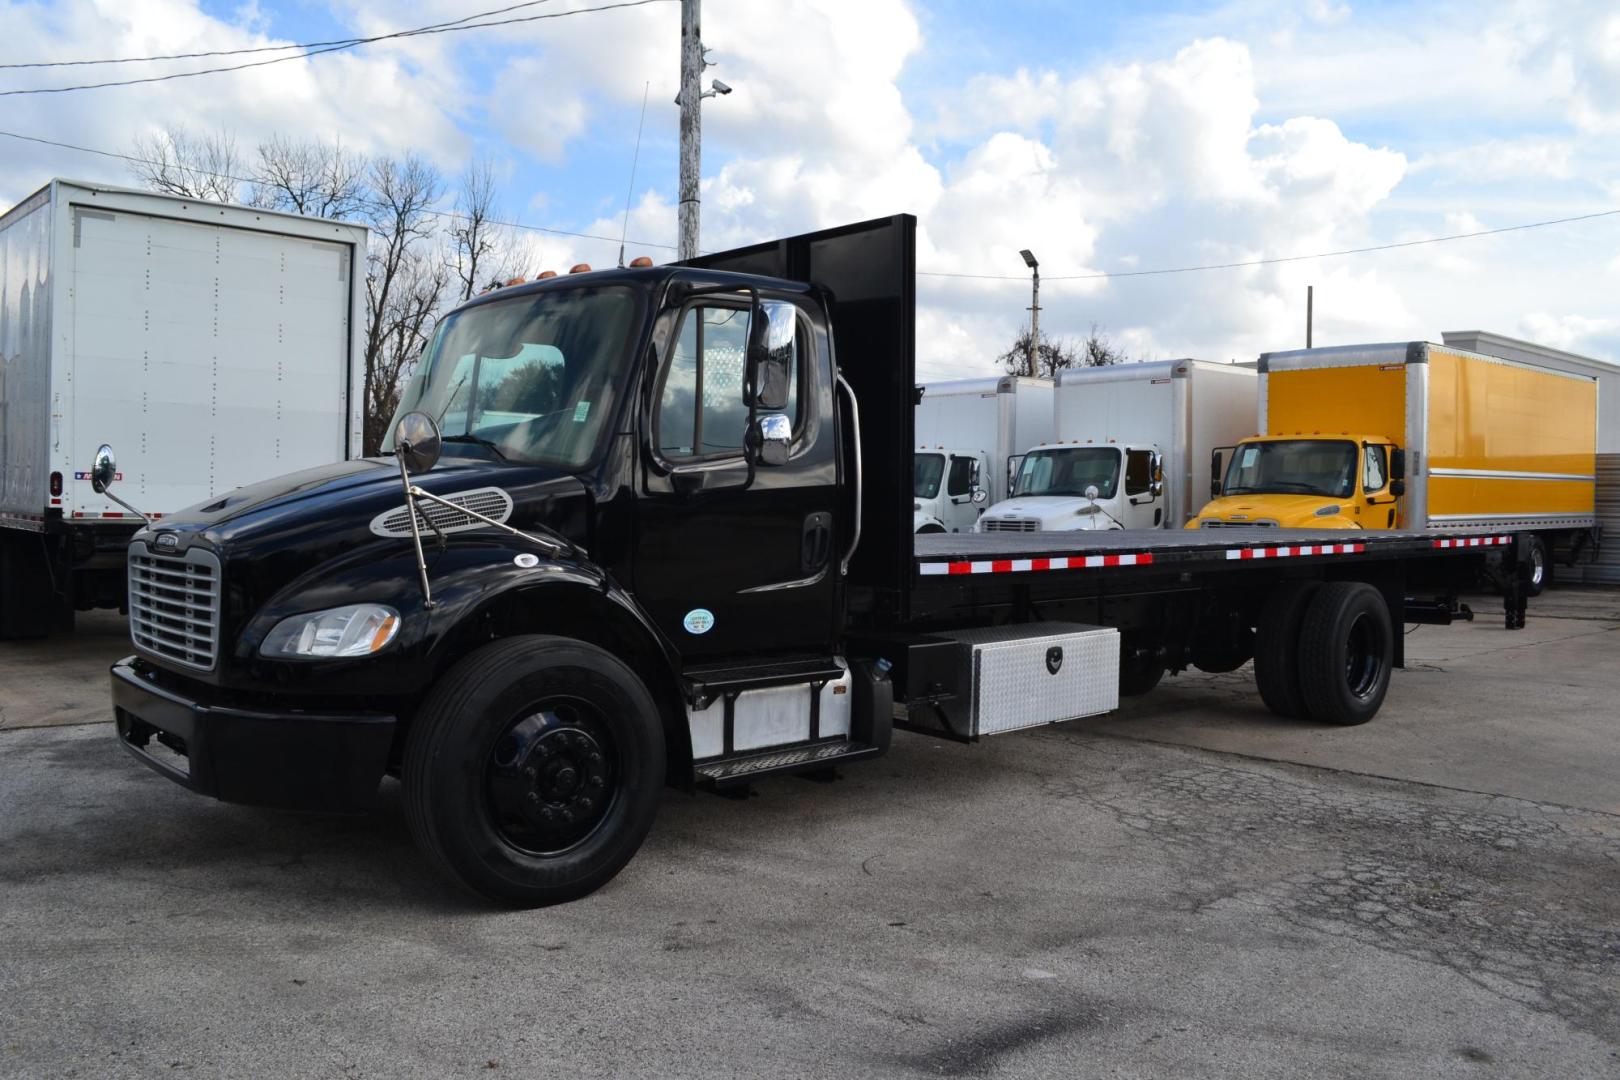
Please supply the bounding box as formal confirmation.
[677,0,731,262]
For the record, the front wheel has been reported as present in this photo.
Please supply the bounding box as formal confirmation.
[403,635,665,906]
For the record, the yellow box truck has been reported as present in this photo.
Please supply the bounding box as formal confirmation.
[1189,341,1599,592]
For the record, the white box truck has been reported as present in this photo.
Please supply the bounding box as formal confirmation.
[978,359,1255,533]
[913,375,1054,533]
[0,179,368,637]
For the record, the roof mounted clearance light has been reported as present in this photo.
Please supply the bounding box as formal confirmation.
[505,277,526,287]
[568,263,592,274]
[537,270,558,280]
[629,256,654,268]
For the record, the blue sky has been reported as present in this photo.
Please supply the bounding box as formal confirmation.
[4,0,1618,373]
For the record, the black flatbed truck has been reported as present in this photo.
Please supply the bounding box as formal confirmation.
[105,214,1526,905]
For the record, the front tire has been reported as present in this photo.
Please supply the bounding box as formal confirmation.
[1297,582,1392,726]
[403,635,665,906]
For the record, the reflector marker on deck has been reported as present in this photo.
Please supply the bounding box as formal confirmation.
[1431,536,1513,549]
[1225,543,1365,560]
[920,552,1155,576]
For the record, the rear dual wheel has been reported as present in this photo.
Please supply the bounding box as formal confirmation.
[1254,581,1392,726]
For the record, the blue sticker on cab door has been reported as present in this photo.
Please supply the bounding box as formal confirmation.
[682,608,715,635]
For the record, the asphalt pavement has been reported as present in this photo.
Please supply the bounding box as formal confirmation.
[1,596,1616,1078]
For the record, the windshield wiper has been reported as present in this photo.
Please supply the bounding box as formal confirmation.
[441,433,509,461]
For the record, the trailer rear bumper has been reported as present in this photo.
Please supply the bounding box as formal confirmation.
[111,658,395,813]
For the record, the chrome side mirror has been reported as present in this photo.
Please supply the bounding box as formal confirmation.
[1149,450,1164,497]
[1085,484,1100,501]
[971,487,988,505]
[747,413,792,466]
[745,301,793,411]
[393,411,443,474]
[91,444,117,493]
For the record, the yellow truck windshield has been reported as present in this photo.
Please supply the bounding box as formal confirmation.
[1225,440,1357,499]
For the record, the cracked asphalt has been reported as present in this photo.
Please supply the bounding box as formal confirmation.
[1,596,1617,1078]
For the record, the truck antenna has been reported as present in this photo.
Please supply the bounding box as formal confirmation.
[618,81,651,269]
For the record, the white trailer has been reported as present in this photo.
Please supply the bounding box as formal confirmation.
[978,360,1254,533]
[913,375,1054,533]
[0,179,368,637]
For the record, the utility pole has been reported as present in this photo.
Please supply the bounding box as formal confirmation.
[1306,285,1314,348]
[678,0,702,262]
[1020,249,1040,378]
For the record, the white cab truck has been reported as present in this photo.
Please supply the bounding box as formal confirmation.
[978,360,1255,533]
[0,179,367,637]
[912,375,1054,533]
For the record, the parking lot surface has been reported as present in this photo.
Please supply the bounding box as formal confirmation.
[2,595,1617,1078]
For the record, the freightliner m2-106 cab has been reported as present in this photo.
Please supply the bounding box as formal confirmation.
[1189,342,1600,594]
[105,217,1530,906]
[912,376,1054,534]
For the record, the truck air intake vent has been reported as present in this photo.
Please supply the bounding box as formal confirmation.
[369,487,515,538]
[128,543,222,672]
[982,518,1040,533]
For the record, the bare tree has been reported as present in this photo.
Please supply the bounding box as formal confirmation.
[450,159,502,302]
[362,154,446,454]
[248,134,368,219]
[127,127,244,203]
[1081,322,1128,367]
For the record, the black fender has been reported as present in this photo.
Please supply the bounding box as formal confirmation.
[416,542,693,778]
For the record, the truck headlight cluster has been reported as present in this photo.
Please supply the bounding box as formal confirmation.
[260,604,401,659]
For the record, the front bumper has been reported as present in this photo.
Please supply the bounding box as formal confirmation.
[111,657,396,813]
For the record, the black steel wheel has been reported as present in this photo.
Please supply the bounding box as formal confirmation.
[1253,581,1320,718]
[1296,582,1393,726]
[403,635,665,906]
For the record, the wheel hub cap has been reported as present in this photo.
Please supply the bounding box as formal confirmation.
[487,708,616,855]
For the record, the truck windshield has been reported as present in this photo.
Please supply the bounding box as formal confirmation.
[1224,440,1357,498]
[914,453,945,499]
[1012,447,1120,498]
[386,285,641,469]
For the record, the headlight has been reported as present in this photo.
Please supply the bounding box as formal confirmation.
[260,604,401,659]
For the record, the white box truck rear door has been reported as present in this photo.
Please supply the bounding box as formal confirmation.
[65,207,354,519]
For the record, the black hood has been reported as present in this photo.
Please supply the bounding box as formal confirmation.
[137,454,593,657]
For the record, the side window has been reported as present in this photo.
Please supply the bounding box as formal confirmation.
[656,301,800,460]
[946,456,974,497]
[1364,445,1387,493]
[1125,449,1154,496]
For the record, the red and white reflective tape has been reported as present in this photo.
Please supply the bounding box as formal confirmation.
[918,552,1156,576]
[1226,542,1365,560]
[1432,535,1512,549]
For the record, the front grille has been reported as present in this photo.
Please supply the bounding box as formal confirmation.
[982,517,1039,533]
[128,543,221,671]
[369,486,514,538]
[1199,519,1278,528]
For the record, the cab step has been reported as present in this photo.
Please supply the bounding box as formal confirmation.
[694,739,880,788]
[684,657,846,707]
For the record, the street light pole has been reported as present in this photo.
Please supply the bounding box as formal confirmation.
[1020,249,1040,378]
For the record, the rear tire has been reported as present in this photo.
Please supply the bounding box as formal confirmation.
[1297,582,1393,726]
[1253,581,1320,719]
[1523,534,1551,596]
[403,635,665,906]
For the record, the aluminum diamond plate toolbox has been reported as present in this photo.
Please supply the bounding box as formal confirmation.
[932,622,1118,737]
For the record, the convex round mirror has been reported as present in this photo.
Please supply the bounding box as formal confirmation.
[1084,484,1100,501]
[971,487,988,505]
[394,411,443,474]
[91,445,117,493]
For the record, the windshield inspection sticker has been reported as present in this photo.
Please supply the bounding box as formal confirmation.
[573,400,592,423]
[682,608,715,635]
[513,553,540,569]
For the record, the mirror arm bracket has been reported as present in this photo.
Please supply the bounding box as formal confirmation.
[396,454,436,609]
[407,485,570,557]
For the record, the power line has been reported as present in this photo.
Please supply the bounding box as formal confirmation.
[0,128,682,252]
[0,0,675,97]
[918,209,1620,283]
[0,0,560,70]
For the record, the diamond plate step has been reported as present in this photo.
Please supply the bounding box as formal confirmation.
[694,739,879,787]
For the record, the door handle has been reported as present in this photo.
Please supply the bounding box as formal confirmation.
[802,511,833,574]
